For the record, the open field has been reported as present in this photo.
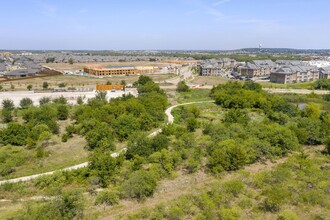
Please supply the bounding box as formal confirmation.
[41,61,172,71]
[259,81,315,89]
[191,76,231,86]
[175,89,212,103]
[0,74,176,91]
[0,136,88,181]
[190,76,318,90]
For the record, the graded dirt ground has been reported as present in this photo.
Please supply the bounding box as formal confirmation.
[0,74,176,91]
[41,61,171,71]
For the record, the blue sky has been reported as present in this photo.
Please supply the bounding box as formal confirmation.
[0,0,329,50]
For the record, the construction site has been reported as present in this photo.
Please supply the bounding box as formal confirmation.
[83,65,155,76]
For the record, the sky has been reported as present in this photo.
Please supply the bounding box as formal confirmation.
[0,0,329,50]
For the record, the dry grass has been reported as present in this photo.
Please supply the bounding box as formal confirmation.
[4,135,88,179]
[0,202,23,219]
[0,74,176,91]
[97,155,290,220]
[191,76,232,86]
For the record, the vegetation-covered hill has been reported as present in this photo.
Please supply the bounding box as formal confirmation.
[0,78,329,219]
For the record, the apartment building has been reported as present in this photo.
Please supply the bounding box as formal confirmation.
[236,60,277,78]
[270,65,319,84]
[319,67,330,79]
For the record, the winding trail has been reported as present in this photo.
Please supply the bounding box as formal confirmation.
[0,101,214,186]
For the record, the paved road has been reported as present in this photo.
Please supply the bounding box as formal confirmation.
[0,100,213,185]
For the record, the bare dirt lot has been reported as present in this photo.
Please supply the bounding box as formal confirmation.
[0,74,176,91]
[41,61,170,71]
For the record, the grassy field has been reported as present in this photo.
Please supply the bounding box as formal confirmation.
[190,76,317,90]
[0,119,89,180]
[175,89,212,103]
[259,81,315,89]
[191,76,231,86]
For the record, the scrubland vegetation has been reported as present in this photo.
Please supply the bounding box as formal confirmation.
[0,77,329,219]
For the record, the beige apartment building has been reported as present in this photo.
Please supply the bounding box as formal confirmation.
[270,66,319,84]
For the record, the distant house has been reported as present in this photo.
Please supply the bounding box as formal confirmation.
[0,63,6,75]
[270,65,319,84]
[237,60,277,78]
[4,69,37,78]
[319,67,330,79]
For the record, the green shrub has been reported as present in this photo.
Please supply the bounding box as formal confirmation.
[278,210,300,220]
[61,133,68,142]
[122,170,157,201]
[95,190,120,206]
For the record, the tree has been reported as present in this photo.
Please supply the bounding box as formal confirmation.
[122,170,158,201]
[208,140,248,173]
[134,75,153,87]
[17,190,84,219]
[58,83,66,88]
[85,122,114,150]
[126,132,152,159]
[106,80,112,85]
[120,80,127,86]
[46,57,55,63]
[223,109,249,124]
[53,96,68,104]
[57,104,69,120]
[42,81,49,90]
[95,190,119,206]
[186,117,199,132]
[313,79,330,90]
[27,84,33,91]
[1,109,13,123]
[39,97,51,106]
[88,149,123,186]
[19,97,33,109]
[95,91,107,100]
[0,122,28,146]
[137,81,162,94]
[243,81,262,92]
[304,102,320,120]
[176,81,190,92]
[113,114,140,141]
[2,99,15,110]
[77,96,84,105]
[68,58,74,64]
[150,134,169,152]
